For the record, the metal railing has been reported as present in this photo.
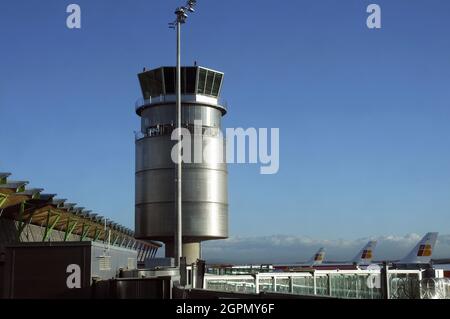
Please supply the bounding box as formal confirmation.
[135,95,167,111]
[135,95,228,112]
[204,269,424,299]
[421,277,450,299]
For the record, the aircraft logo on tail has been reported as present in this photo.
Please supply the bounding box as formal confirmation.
[417,244,433,257]
[399,232,438,265]
[313,248,326,263]
[353,241,377,265]
[361,249,373,260]
[305,248,326,266]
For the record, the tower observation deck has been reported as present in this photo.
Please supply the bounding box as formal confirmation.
[135,66,228,264]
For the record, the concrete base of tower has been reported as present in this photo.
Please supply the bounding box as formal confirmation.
[165,242,201,265]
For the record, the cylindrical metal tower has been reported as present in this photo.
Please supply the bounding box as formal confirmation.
[135,66,228,264]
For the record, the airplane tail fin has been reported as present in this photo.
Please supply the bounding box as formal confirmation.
[399,232,438,265]
[352,240,377,265]
[307,248,326,266]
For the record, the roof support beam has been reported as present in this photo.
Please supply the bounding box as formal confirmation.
[80,224,91,242]
[93,228,101,242]
[126,238,132,249]
[109,233,115,245]
[43,212,61,242]
[64,218,78,242]
[21,216,34,241]
[16,202,27,241]
[120,236,127,247]
[144,248,151,260]
[0,193,8,208]
[63,217,72,241]
[113,233,120,246]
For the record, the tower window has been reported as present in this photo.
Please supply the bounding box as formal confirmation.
[163,67,175,95]
[205,71,214,95]
[197,68,207,94]
[212,73,223,97]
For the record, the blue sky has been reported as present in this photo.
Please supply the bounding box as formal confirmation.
[1,1,450,254]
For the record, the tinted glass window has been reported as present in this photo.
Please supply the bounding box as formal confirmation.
[163,67,175,95]
[185,67,197,94]
[205,71,214,95]
[212,73,223,97]
[139,68,164,98]
[197,68,207,94]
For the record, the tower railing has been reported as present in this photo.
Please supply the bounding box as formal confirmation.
[135,95,228,112]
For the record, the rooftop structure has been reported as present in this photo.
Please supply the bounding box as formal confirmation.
[0,172,160,263]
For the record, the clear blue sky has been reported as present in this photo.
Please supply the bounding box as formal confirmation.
[1,0,450,241]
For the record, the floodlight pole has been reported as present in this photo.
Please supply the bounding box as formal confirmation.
[173,5,190,268]
[175,16,183,267]
[172,1,196,270]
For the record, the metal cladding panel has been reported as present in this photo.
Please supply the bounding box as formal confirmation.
[136,169,227,203]
[136,202,228,240]
[3,243,92,299]
[0,257,4,297]
[93,278,172,299]
[90,242,138,281]
[115,279,172,299]
[135,135,228,241]
[136,135,227,172]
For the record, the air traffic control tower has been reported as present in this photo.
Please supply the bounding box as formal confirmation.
[135,66,228,264]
